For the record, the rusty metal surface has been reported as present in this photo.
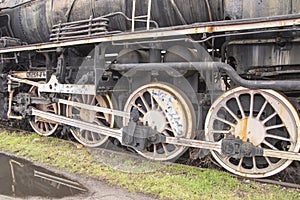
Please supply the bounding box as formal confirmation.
[224,0,300,19]
[0,14,299,54]
[0,0,299,44]
[8,75,96,95]
[11,71,46,79]
[0,0,223,43]
[227,39,300,73]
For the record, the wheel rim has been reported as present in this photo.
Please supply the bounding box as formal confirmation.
[67,94,114,147]
[28,85,60,136]
[205,87,300,178]
[124,83,195,161]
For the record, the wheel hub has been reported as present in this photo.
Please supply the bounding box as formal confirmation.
[68,94,113,147]
[28,84,60,136]
[80,109,96,123]
[234,117,265,146]
[143,110,166,132]
[123,83,195,161]
[205,87,300,178]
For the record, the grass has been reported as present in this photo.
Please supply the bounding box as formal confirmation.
[0,130,299,200]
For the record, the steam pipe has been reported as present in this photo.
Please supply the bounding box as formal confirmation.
[109,62,300,91]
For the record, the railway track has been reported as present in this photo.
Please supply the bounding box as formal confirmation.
[0,121,299,190]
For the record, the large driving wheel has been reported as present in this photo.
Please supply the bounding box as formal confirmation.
[28,85,60,136]
[205,87,300,178]
[67,94,114,147]
[124,82,195,161]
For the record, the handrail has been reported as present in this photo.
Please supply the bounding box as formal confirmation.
[131,0,152,32]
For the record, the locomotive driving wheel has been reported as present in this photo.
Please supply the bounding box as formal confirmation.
[67,94,114,147]
[124,82,195,161]
[205,87,300,178]
[28,85,60,136]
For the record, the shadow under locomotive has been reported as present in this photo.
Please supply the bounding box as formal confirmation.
[0,153,87,198]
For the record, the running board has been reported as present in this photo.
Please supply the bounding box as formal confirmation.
[31,108,300,161]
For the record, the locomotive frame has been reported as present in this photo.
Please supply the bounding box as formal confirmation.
[0,1,300,178]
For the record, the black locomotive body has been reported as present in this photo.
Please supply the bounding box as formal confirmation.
[0,0,300,178]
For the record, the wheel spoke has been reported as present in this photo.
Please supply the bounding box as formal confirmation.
[249,92,254,118]
[49,123,54,129]
[93,119,102,126]
[265,134,293,142]
[211,130,231,134]
[265,124,285,131]
[206,87,299,178]
[237,157,244,171]
[262,140,278,150]
[82,95,87,104]
[39,122,44,130]
[29,84,59,136]
[130,103,146,115]
[256,100,268,120]
[139,93,150,111]
[84,130,89,141]
[162,130,171,137]
[223,104,240,122]
[91,132,96,142]
[73,106,81,112]
[162,144,170,156]
[87,95,92,104]
[252,157,257,171]
[124,83,194,161]
[44,123,49,132]
[153,144,157,157]
[262,112,277,124]
[224,156,231,162]
[165,126,177,135]
[215,117,236,127]
[235,94,245,118]
[95,115,106,120]
[150,93,155,110]
[69,94,112,147]
[265,156,273,166]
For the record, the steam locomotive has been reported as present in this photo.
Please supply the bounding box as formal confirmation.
[0,0,300,178]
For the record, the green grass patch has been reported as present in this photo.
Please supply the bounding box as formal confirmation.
[0,131,299,200]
